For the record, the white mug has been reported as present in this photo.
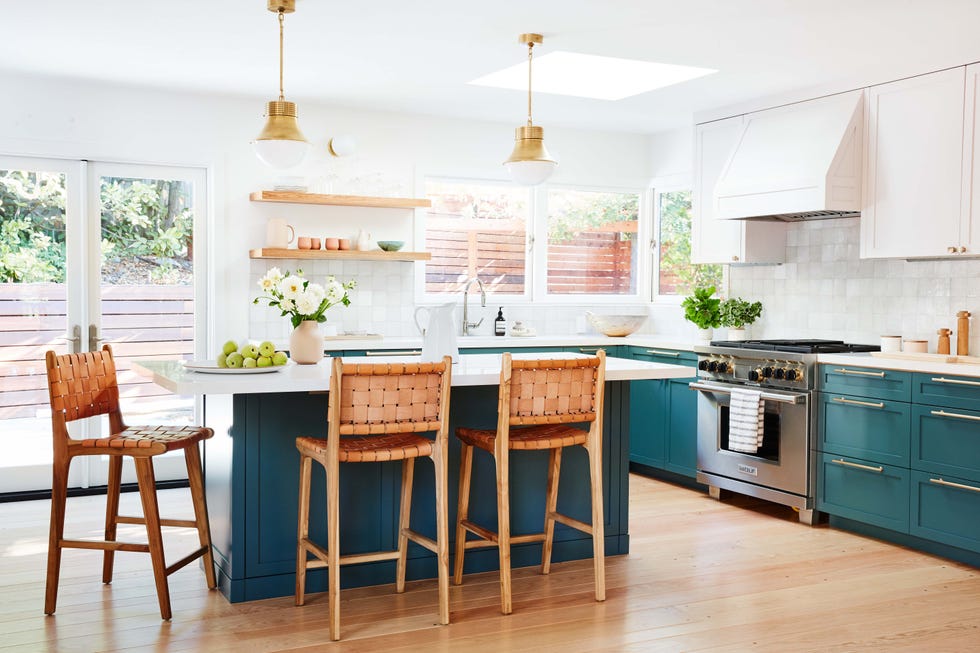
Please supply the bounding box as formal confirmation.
[266,218,295,249]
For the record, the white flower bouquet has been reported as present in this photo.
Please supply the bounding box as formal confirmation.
[253,267,356,328]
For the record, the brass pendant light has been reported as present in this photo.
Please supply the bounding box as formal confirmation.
[253,0,311,169]
[504,33,558,186]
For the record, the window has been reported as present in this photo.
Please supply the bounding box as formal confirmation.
[656,189,722,297]
[545,188,639,295]
[423,179,528,296]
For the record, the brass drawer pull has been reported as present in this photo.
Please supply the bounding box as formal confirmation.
[832,397,885,409]
[579,347,600,354]
[833,368,885,377]
[930,376,980,387]
[831,458,884,473]
[930,409,980,422]
[929,477,980,493]
[364,350,421,356]
[645,349,681,357]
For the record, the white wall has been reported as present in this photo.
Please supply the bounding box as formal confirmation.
[0,71,655,345]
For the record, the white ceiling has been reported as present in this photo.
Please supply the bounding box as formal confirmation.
[4,0,980,134]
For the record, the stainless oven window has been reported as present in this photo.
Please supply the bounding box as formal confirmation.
[719,404,781,460]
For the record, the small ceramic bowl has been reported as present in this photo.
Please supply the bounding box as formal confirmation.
[377,240,405,252]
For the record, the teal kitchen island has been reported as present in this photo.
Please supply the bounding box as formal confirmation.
[136,353,692,602]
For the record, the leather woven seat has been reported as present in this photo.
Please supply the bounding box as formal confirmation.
[44,345,216,620]
[295,357,453,641]
[453,351,607,615]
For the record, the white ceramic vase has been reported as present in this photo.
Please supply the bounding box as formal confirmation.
[289,320,323,365]
[727,328,746,341]
[697,328,713,342]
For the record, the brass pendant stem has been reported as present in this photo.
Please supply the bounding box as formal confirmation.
[526,42,534,127]
[278,9,285,101]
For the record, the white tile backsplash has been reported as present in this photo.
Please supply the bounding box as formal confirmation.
[730,218,980,353]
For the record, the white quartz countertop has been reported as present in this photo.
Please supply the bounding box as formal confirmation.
[134,352,695,395]
[273,334,700,353]
[816,352,980,378]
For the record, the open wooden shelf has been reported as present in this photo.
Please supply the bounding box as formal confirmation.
[249,248,431,262]
[250,190,431,209]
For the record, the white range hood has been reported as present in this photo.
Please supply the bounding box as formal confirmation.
[714,89,864,221]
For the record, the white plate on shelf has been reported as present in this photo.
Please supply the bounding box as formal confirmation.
[183,360,287,374]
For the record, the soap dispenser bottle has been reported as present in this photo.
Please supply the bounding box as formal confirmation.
[495,307,506,336]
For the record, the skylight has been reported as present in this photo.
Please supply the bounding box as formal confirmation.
[469,52,716,101]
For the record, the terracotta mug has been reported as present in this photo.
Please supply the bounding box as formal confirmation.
[338,238,351,251]
[297,237,312,250]
[325,237,340,250]
[310,237,321,250]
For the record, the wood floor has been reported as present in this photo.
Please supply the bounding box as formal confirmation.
[2,474,978,652]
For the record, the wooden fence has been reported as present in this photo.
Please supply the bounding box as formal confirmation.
[0,283,194,420]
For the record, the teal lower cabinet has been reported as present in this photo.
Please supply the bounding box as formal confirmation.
[817,453,910,533]
[910,470,980,553]
[626,347,698,479]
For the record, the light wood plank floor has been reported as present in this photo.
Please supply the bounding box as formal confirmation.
[1,475,978,652]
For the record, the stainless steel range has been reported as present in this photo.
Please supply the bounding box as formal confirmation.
[691,339,879,524]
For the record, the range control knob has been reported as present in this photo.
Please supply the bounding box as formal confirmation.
[707,360,719,372]
[697,360,709,371]
[719,362,733,374]
[748,368,762,382]
[773,368,786,380]
[785,369,798,381]
[762,366,774,378]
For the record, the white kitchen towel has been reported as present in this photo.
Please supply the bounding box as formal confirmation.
[728,388,764,454]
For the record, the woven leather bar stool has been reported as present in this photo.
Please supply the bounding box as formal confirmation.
[295,356,452,641]
[453,350,607,615]
[44,345,216,620]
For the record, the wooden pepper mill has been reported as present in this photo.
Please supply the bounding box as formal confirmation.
[957,311,971,356]
[937,328,951,355]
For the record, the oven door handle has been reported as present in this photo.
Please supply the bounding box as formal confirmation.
[688,380,806,405]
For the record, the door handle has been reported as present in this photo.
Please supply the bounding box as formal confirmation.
[89,324,105,351]
[55,325,83,354]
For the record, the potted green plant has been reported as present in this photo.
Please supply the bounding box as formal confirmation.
[720,297,763,341]
[681,285,722,341]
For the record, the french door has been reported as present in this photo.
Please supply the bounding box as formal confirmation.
[0,156,208,493]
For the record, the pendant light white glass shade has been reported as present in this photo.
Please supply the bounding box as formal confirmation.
[253,138,311,169]
[504,125,557,185]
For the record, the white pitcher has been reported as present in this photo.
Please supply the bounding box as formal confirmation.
[414,303,459,363]
[356,229,376,251]
[266,218,295,249]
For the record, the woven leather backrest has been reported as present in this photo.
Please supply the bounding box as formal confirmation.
[335,360,449,435]
[507,356,602,426]
[45,347,121,423]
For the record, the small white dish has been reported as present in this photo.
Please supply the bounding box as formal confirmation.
[183,360,287,374]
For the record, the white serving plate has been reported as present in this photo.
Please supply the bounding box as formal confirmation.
[183,360,287,374]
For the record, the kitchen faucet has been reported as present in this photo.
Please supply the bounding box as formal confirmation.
[461,277,487,336]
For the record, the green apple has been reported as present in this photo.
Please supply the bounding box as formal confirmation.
[272,351,288,366]
[258,340,276,357]
[226,352,244,368]
[217,352,228,368]
[240,343,260,359]
[242,357,257,368]
[256,355,272,368]
[222,340,238,356]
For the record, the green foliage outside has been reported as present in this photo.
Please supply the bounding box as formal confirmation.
[548,190,638,243]
[0,170,193,283]
[682,285,722,329]
[658,190,723,295]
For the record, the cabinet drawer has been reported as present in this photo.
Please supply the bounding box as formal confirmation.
[910,470,980,554]
[818,392,910,466]
[818,364,911,402]
[912,404,980,482]
[817,452,909,533]
[629,346,698,367]
[913,373,980,411]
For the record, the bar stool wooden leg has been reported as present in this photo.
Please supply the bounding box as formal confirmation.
[495,448,512,615]
[134,457,172,620]
[295,454,312,606]
[184,444,216,590]
[541,448,562,574]
[453,442,474,585]
[586,441,605,602]
[44,458,69,615]
[101,455,123,584]
[326,454,341,641]
[432,446,450,625]
[396,457,415,593]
